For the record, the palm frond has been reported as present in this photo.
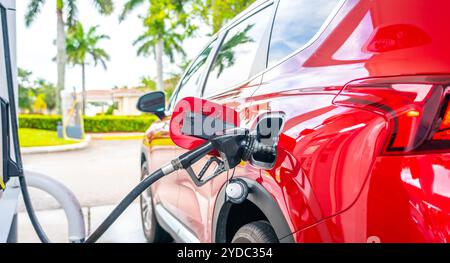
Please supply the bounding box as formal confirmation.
[66,22,110,70]
[119,0,145,22]
[92,48,110,69]
[92,0,114,15]
[135,39,155,57]
[25,0,46,27]
[66,0,78,27]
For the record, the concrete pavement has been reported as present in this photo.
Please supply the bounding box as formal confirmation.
[89,132,144,141]
[21,139,142,210]
[18,204,147,243]
[19,139,148,243]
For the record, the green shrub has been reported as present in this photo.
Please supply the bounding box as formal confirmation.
[83,115,157,133]
[19,114,62,131]
[19,114,158,133]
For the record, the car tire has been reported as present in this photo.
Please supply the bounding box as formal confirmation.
[231,220,279,243]
[140,161,172,243]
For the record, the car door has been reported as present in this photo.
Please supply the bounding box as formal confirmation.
[150,39,219,218]
[249,0,387,237]
[175,2,276,242]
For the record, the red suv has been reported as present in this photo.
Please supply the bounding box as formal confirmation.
[138,0,450,243]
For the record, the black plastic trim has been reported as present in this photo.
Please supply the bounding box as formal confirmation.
[1,98,9,186]
[1,5,21,170]
[212,177,294,243]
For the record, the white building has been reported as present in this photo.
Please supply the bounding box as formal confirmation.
[80,88,146,116]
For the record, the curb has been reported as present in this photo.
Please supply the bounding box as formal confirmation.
[89,133,144,141]
[21,135,91,155]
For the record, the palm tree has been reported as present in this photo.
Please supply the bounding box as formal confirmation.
[18,68,34,113]
[66,22,110,115]
[120,0,196,91]
[25,0,114,112]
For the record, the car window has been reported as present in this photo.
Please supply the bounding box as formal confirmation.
[268,0,340,66]
[203,6,273,97]
[168,40,217,110]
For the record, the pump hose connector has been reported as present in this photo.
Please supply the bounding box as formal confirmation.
[240,133,277,162]
[240,134,255,161]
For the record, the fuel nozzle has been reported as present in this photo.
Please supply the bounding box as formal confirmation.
[240,133,277,161]
[176,126,279,188]
[210,128,249,170]
[211,128,278,171]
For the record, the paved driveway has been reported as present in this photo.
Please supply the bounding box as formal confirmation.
[18,139,148,243]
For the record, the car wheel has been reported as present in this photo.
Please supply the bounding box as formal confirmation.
[232,220,279,243]
[140,161,172,243]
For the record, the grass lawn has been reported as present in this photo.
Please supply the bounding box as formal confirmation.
[19,128,79,148]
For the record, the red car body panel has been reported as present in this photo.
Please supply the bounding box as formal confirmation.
[143,0,450,243]
[293,154,450,243]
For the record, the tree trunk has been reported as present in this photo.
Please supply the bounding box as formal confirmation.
[81,63,86,115]
[155,40,164,91]
[56,8,66,114]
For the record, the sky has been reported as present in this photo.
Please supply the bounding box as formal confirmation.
[16,0,209,91]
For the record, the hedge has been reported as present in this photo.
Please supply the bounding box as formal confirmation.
[83,115,158,133]
[19,115,61,131]
[19,114,158,133]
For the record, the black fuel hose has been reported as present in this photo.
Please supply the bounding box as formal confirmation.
[20,165,165,244]
[19,175,51,243]
[14,140,213,244]
[84,168,165,243]
[17,127,233,243]
[18,140,214,243]
[85,142,214,243]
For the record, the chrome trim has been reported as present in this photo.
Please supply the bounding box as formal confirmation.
[154,204,200,243]
[161,163,176,176]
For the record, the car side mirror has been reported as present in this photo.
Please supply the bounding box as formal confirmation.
[136,91,166,119]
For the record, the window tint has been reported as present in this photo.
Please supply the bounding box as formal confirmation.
[169,40,216,109]
[204,6,272,97]
[268,0,340,66]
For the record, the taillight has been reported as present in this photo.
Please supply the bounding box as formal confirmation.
[334,75,450,155]
[432,96,450,141]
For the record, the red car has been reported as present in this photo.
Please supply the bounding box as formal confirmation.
[138,0,450,243]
